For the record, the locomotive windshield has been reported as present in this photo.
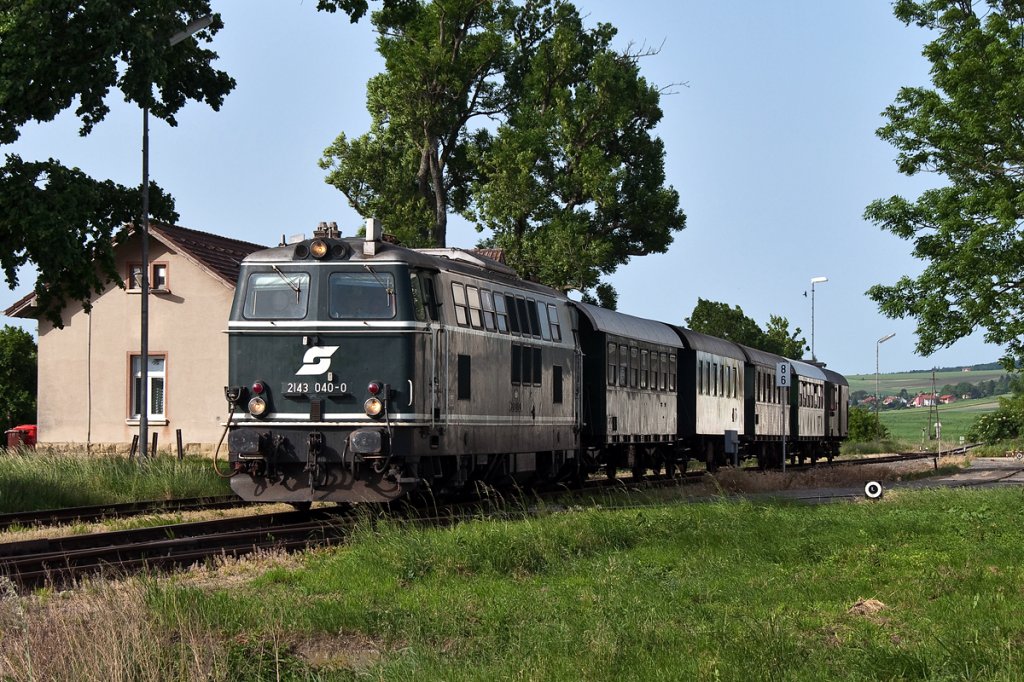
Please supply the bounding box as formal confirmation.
[329,271,396,319]
[243,271,310,319]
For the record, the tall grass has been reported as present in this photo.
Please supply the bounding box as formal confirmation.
[3,485,1023,679]
[0,449,231,513]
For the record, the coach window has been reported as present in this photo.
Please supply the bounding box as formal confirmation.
[534,301,551,340]
[547,305,562,341]
[494,293,509,332]
[505,294,521,333]
[553,365,563,404]
[704,360,711,395]
[515,297,533,336]
[527,299,543,338]
[640,350,649,389]
[511,344,522,384]
[650,352,659,391]
[451,283,469,326]
[628,347,637,388]
[532,347,542,385]
[466,285,483,329]
[522,343,533,386]
[712,362,719,396]
[458,355,471,400]
[244,271,310,320]
[619,345,628,387]
[409,273,427,321]
[607,343,617,385]
[670,354,676,391]
[481,290,497,331]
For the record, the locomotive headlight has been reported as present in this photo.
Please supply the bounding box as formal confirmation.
[364,397,383,418]
[248,396,269,418]
[310,239,329,259]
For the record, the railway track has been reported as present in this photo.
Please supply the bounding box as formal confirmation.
[0,447,988,589]
[0,506,353,589]
[0,494,253,533]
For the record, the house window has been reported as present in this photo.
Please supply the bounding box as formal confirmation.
[127,262,169,291]
[130,354,166,420]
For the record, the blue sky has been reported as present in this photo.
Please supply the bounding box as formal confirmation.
[1,1,1002,375]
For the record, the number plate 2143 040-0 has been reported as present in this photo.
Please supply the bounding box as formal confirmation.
[281,380,348,396]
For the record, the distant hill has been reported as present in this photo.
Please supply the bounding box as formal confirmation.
[900,362,1004,374]
[845,364,1010,399]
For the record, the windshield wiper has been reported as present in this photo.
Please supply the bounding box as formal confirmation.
[364,265,395,306]
[272,265,301,302]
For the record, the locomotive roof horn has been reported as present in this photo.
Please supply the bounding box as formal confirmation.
[364,217,383,256]
[313,221,341,240]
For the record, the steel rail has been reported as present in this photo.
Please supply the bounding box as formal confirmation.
[0,495,253,533]
[0,507,353,588]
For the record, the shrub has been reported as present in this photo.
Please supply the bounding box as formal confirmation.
[848,405,890,442]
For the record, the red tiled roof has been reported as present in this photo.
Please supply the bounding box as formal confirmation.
[149,222,265,286]
[470,248,506,264]
[4,223,266,318]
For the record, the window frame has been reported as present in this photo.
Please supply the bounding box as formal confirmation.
[128,353,167,422]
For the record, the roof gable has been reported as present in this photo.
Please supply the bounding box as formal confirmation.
[5,223,266,318]
[149,223,265,286]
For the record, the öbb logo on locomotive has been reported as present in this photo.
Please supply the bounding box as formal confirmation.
[222,219,850,506]
[295,346,339,376]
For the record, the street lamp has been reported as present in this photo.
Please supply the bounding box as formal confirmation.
[810,276,828,361]
[876,332,896,430]
[139,14,213,458]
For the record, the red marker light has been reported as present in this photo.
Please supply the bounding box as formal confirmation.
[251,381,265,395]
[367,382,382,396]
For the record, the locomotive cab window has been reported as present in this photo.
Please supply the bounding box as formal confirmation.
[330,272,396,319]
[243,271,310,320]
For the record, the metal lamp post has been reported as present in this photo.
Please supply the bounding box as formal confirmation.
[810,276,828,361]
[876,332,896,430]
[139,15,213,458]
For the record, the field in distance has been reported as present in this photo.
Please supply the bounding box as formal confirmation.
[877,396,999,445]
[845,366,1006,397]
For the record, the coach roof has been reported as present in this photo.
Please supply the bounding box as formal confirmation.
[574,302,683,348]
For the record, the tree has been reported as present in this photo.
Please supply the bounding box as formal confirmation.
[685,299,765,347]
[685,298,807,358]
[473,5,685,296]
[320,0,684,302]
[866,1,1024,369]
[0,325,36,434]
[321,0,519,248]
[0,2,234,326]
[761,315,806,358]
